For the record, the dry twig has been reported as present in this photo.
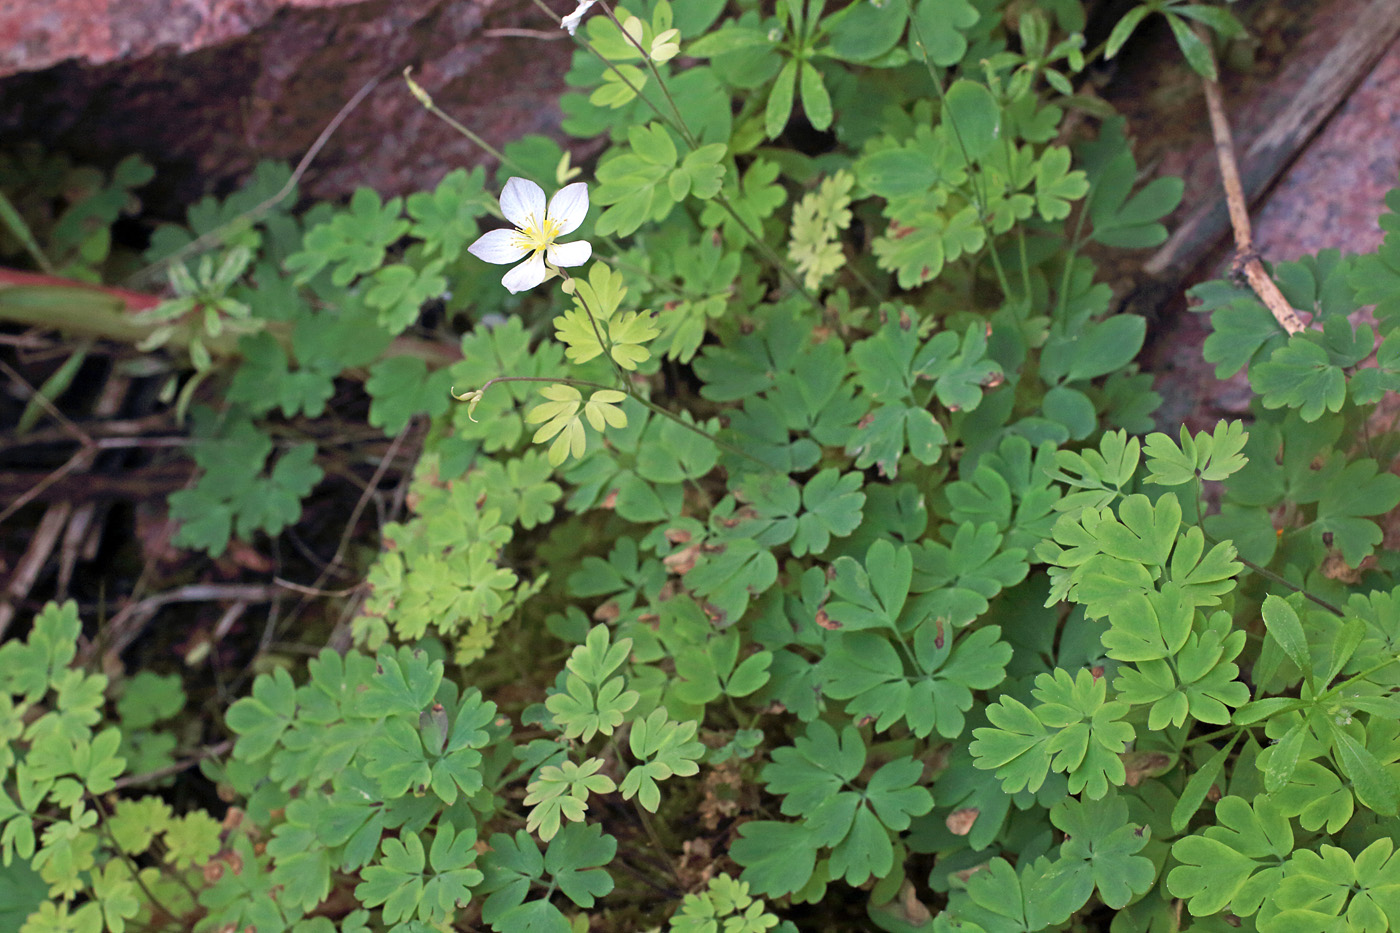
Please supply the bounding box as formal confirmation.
[1197,56,1306,334]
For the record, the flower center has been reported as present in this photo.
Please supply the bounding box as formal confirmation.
[514,215,563,254]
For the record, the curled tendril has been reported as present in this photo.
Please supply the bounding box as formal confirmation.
[450,387,485,421]
[403,67,433,109]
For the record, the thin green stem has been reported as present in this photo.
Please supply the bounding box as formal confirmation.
[1181,724,1246,749]
[463,370,777,474]
[1016,228,1033,308]
[90,796,179,920]
[601,237,707,300]
[1222,543,1345,617]
[563,271,633,388]
[713,198,825,310]
[560,273,775,469]
[527,0,675,130]
[1055,182,1094,318]
[539,0,823,310]
[605,737,682,884]
[1326,656,1400,699]
[1183,475,1345,618]
[129,76,381,286]
[905,0,1014,302]
[403,69,537,180]
[596,1,698,149]
[0,190,55,274]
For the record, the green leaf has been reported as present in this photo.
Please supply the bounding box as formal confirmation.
[0,859,45,932]
[798,61,832,130]
[1082,118,1184,248]
[823,1,907,62]
[1143,420,1249,486]
[366,355,454,435]
[1171,735,1239,833]
[1166,11,1217,81]
[1252,336,1347,422]
[766,59,799,138]
[1101,582,1193,662]
[227,666,297,761]
[971,667,1136,798]
[1046,792,1155,910]
[792,469,866,556]
[1331,728,1400,816]
[942,80,1001,162]
[1262,596,1313,685]
[526,757,617,841]
[545,625,639,740]
[545,822,616,907]
[730,820,821,898]
[1263,839,1400,933]
[1314,457,1400,566]
[910,0,979,66]
[406,166,490,262]
[1167,795,1293,918]
[822,625,1010,739]
[619,709,704,812]
[825,539,913,632]
[1043,314,1147,384]
[286,187,408,286]
[357,825,484,924]
[1033,146,1089,222]
[364,259,447,334]
[1104,6,1151,60]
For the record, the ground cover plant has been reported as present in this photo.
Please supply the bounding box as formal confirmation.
[4,0,1400,930]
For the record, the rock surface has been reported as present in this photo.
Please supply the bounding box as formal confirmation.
[0,0,575,207]
[1,0,370,78]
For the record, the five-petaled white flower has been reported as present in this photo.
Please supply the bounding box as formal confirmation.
[468,177,592,294]
[560,0,597,36]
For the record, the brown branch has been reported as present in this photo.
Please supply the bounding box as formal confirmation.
[91,583,282,665]
[1146,0,1400,282]
[110,739,234,790]
[1197,39,1307,335]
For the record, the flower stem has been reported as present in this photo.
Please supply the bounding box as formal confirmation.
[905,2,1015,303]
[403,69,538,182]
[544,0,823,311]
[595,1,698,149]
[561,270,634,388]
[464,373,777,474]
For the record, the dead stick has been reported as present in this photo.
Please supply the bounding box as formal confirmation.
[1198,44,1307,335]
[1145,0,1400,286]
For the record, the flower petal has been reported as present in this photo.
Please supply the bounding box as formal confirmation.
[560,0,597,35]
[547,239,592,268]
[501,253,547,293]
[500,177,546,230]
[547,183,590,234]
[467,228,529,265]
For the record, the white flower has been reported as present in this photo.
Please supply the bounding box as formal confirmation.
[468,177,592,294]
[560,0,597,36]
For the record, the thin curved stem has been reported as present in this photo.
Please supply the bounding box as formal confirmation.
[403,69,537,181]
[129,76,382,286]
[905,3,1014,302]
[536,0,823,310]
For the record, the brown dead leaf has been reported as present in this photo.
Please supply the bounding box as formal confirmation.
[1321,548,1372,583]
[1121,751,1175,787]
[664,543,702,575]
[897,880,932,924]
[946,808,980,836]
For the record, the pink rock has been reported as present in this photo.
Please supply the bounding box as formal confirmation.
[1,0,371,78]
[0,0,576,201]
